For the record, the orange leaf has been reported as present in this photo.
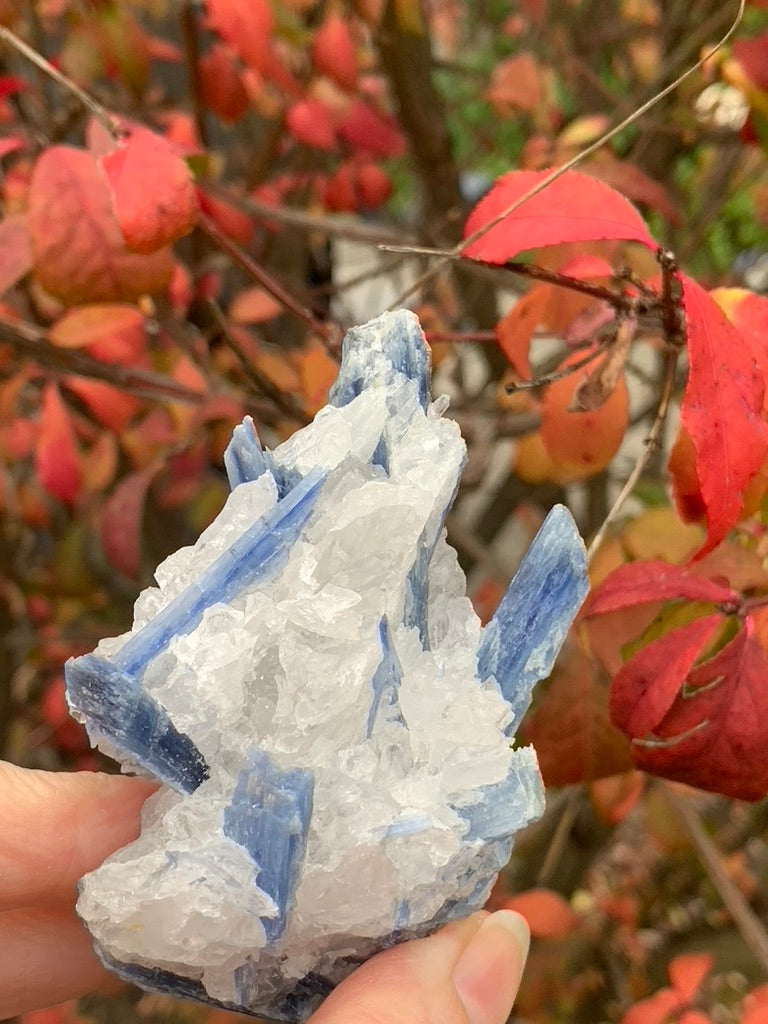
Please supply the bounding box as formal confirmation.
[0,214,32,295]
[486,53,543,115]
[36,382,81,504]
[495,286,550,378]
[100,128,199,254]
[27,146,173,303]
[80,431,118,491]
[229,287,283,324]
[589,771,644,825]
[623,990,681,1024]
[500,888,578,939]
[539,347,628,480]
[49,304,145,363]
[740,984,768,1024]
[668,953,713,1001]
[299,344,338,414]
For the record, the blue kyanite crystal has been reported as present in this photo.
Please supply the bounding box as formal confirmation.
[65,310,588,1021]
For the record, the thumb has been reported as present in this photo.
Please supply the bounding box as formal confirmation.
[307,910,530,1024]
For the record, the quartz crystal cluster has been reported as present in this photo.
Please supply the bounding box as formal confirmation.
[65,310,588,1022]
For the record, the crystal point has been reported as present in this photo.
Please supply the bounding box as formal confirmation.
[64,309,587,1021]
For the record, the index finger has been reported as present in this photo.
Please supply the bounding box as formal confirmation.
[0,761,156,911]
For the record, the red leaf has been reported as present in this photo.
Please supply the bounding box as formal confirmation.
[609,614,723,739]
[199,44,249,122]
[499,888,578,939]
[27,146,173,303]
[337,100,406,159]
[312,11,359,91]
[668,953,713,1002]
[631,623,768,800]
[462,169,656,264]
[99,466,157,578]
[63,378,139,432]
[522,644,633,786]
[205,0,273,72]
[286,99,337,151]
[732,32,768,92]
[0,135,25,158]
[585,154,680,225]
[0,75,27,100]
[679,275,768,556]
[710,288,768,412]
[586,561,737,616]
[100,128,199,254]
[198,189,254,246]
[36,383,81,504]
[0,214,32,295]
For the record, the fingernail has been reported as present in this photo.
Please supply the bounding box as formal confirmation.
[452,910,530,1024]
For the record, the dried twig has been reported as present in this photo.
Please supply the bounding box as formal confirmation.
[0,317,206,404]
[198,213,342,350]
[0,24,120,140]
[663,783,768,976]
[586,343,677,560]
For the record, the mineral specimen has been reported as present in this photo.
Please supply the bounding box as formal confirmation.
[65,310,588,1022]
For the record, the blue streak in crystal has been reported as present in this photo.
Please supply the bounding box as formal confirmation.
[223,750,314,942]
[366,617,404,737]
[97,952,289,1022]
[476,504,588,726]
[65,655,209,793]
[454,765,542,843]
[111,467,325,677]
[395,900,411,929]
[328,310,430,412]
[223,416,271,489]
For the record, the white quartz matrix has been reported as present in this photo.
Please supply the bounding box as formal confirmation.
[67,310,585,1021]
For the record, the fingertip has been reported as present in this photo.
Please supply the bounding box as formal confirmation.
[451,910,530,1024]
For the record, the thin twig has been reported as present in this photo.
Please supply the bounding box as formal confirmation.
[0,318,206,404]
[179,0,209,151]
[587,344,678,560]
[380,243,652,311]
[536,787,583,887]
[206,300,311,425]
[210,185,414,248]
[384,0,745,310]
[198,213,341,349]
[662,783,768,976]
[0,24,120,140]
[508,343,608,393]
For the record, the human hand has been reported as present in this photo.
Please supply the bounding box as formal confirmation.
[0,761,530,1024]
